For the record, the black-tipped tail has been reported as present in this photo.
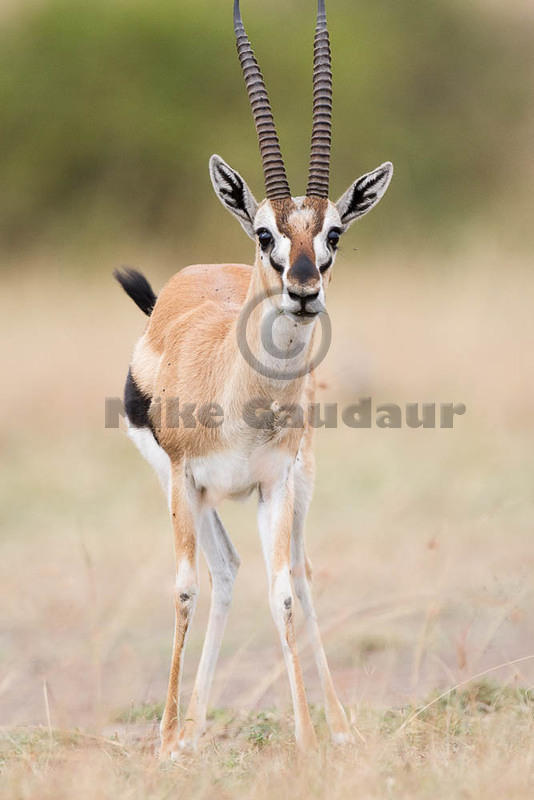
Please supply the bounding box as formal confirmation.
[114,267,157,316]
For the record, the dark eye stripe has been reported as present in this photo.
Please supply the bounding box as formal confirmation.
[269,255,284,273]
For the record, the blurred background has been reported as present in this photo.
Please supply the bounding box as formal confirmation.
[0,0,533,261]
[1,0,534,735]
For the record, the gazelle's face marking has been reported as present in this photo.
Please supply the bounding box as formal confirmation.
[209,155,393,323]
[253,196,342,321]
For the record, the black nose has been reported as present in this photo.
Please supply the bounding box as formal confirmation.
[287,289,319,304]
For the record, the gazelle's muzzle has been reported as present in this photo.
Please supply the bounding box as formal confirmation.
[284,282,323,319]
[284,252,323,318]
[287,291,321,319]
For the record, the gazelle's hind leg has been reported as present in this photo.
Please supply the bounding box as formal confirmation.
[176,510,240,750]
[291,450,353,744]
[127,423,171,498]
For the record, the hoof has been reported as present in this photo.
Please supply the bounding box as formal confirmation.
[160,720,202,760]
[295,725,319,752]
[331,730,355,746]
[159,741,177,761]
[159,740,197,761]
[172,738,198,756]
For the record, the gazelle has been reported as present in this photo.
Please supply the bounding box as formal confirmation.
[115,0,392,757]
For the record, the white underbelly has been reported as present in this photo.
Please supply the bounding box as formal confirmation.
[189,447,290,505]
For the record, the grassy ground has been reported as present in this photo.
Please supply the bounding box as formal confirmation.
[1,245,534,797]
[2,683,534,799]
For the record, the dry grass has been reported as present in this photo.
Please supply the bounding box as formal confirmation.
[1,244,534,797]
[2,684,534,799]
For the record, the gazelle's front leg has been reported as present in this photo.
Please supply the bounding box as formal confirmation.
[258,465,317,751]
[291,453,353,744]
[160,462,201,760]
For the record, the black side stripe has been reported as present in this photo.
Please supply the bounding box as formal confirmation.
[124,368,158,442]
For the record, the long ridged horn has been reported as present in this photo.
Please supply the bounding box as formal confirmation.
[233,0,291,200]
[307,0,332,198]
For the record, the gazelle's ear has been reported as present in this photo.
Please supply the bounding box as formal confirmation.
[209,155,258,239]
[336,162,393,229]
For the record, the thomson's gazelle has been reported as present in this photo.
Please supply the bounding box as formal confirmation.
[115,0,393,757]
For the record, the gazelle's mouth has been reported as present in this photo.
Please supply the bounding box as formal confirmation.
[287,309,320,323]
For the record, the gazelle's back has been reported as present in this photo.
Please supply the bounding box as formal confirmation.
[146,263,252,352]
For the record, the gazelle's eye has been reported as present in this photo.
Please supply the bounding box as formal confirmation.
[327,228,341,250]
[256,228,274,251]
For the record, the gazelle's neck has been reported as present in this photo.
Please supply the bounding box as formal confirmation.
[224,263,318,408]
